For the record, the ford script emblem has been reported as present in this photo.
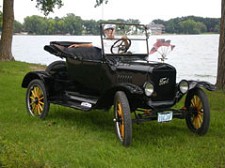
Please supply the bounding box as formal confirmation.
[159,77,169,86]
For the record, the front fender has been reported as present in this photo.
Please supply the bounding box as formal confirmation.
[176,80,215,103]
[114,83,143,95]
[188,80,216,91]
[21,71,51,88]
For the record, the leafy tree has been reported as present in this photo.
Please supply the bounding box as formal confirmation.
[83,20,99,35]
[214,24,220,33]
[178,19,195,34]
[46,18,56,34]
[33,0,63,15]
[14,20,23,33]
[54,16,65,34]
[162,17,183,34]
[63,13,82,35]
[24,15,48,34]
[95,0,108,7]
[178,19,207,34]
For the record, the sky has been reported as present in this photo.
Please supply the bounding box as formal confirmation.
[0,0,222,24]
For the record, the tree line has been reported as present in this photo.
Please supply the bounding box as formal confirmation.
[0,12,220,35]
[2,13,140,35]
[153,16,220,34]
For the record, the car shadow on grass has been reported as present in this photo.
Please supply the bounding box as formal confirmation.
[47,105,114,132]
[44,105,193,146]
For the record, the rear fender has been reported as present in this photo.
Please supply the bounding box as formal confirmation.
[21,71,52,88]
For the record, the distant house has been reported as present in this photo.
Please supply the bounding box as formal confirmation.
[147,22,165,35]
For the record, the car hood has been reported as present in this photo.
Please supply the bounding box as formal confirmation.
[115,60,162,73]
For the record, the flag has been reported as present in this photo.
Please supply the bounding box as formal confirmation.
[149,47,158,54]
[149,39,175,55]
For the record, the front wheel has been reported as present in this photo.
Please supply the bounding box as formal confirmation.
[114,91,132,147]
[26,79,50,119]
[185,88,210,135]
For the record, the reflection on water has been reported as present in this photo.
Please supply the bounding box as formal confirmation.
[12,34,219,84]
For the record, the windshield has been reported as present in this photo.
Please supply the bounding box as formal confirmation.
[100,23,149,58]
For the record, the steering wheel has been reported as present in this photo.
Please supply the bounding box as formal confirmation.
[110,38,131,54]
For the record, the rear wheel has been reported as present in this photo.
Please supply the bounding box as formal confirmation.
[114,91,132,147]
[185,88,210,135]
[26,79,50,119]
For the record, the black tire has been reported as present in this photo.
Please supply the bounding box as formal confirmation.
[46,60,66,73]
[185,88,210,135]
[114,91,132,147]
[26,79,50,119]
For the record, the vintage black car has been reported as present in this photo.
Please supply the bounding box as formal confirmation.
[22,22,215,147]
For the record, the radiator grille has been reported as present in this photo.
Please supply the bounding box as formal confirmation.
[151,65,176,101]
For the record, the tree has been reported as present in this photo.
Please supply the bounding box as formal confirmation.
[0,0,14,61]
[14,20,23,34]
[178,19,207,34]
[33,0,63,15]
[216,0,225,90]
[54,17,65,34]
[83,20,98,35]
[63,13,82,35]
[0,10,3,31]
[24,15,48,34]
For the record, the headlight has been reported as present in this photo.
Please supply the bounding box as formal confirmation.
[144,82,154,96]
[178,80,189,94]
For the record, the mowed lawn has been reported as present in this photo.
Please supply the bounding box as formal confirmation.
[0,61,225,168]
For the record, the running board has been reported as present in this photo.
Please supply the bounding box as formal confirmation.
[62,91,99,110]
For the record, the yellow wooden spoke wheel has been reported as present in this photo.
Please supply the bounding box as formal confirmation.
[185,88,210,135]
[26,79,50,119]
[114,91,132,147]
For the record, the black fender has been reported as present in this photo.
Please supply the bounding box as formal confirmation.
[176,80,215,103]
[113,83,143,95]
[188,80,216,91]
[96,83,143,110]
[21,71,52,88]
[113,83,144,111]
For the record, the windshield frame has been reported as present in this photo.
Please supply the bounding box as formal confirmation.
[100,22,150,60]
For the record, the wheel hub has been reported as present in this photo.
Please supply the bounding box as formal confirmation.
[34,97,39,104]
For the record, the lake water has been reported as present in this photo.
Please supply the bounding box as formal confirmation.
[12,34,219,84]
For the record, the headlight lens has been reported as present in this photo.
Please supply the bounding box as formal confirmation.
[179,80,189,94]
[144,82,154,96]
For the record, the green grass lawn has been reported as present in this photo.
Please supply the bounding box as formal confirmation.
[0,61,225,168]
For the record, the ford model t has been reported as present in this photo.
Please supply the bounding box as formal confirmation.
[22,22,215,146]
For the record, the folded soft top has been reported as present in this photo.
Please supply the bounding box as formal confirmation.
[44,41,102,60]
